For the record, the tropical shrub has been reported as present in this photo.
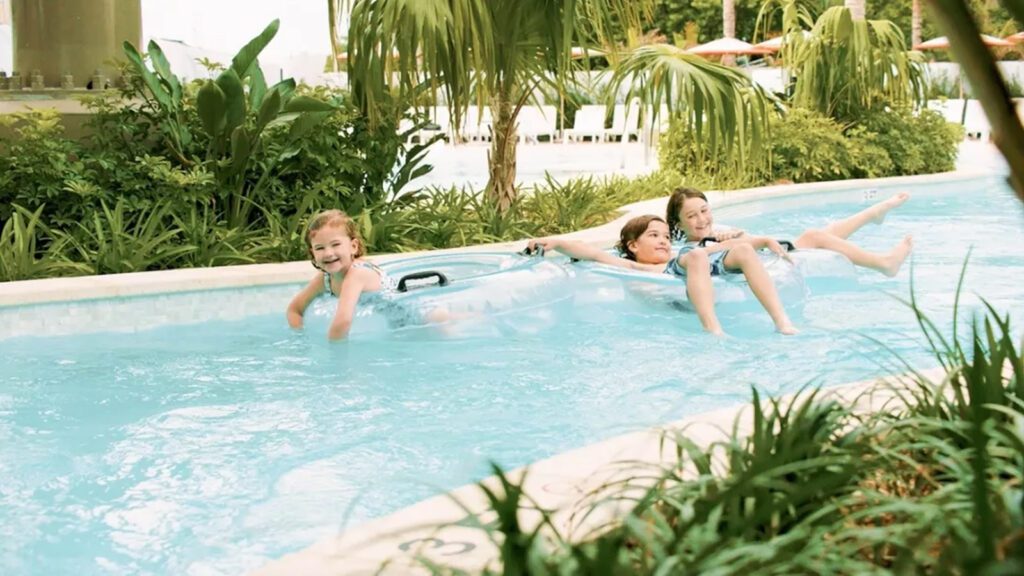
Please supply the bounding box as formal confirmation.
[0,110,87,226]
[0,20,441,281]
[658,123,769,189]
[524,174,628,236]
[0,205,89,282]
[767,108,861,182]
[662,105,961,185]
[598,169,687,204]
[782,4,926,122]
[54,200,195,275]
[852,106,964,176]
[169,203,268,268]
[122,21,342,227]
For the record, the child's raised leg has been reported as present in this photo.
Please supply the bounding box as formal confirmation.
[722,244,798,335]
[822,192,910,239]
[795,230,914,277]
[680,250,724,336]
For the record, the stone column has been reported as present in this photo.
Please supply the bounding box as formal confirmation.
[11,0,140,88]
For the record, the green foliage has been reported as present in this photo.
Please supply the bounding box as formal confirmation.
[852,107,964,176]
[788,6,926,122]
[399,187,505,249]
[0,110,87,227]
[56,200,195,275]
[0,205,89,282]
[926,74,962,99]
[650,0,774,45]
[659,119,768,189]
[170,203,268,268]
[660,105,961,185]
[524,175,628,236]
[600,169,687,203]
[609,43,776,173]
[122,21,338,227]
[767,108,862,182]
[860,0,1016,50]
[0,20,444,281]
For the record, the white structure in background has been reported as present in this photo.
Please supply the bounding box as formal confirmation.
[140,0,333,84]
[146,37,334,85]
[0,0,11,74]
[0,25,10,75]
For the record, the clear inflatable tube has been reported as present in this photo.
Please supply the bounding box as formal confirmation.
[305,252,574,335]
[572,246,857,306]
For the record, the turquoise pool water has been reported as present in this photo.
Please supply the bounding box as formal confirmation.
[1,176,1023,575]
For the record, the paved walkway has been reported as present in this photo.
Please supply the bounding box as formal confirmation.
[410,140,660,190]
[410,139,1004,192]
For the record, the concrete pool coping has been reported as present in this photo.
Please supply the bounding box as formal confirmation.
[0,169,993,309]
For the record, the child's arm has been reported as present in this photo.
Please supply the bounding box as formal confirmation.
[711,227,745,241]
[286,275,324,329]
[702,235,790,259]
[327,266,376,340]
[527,238,662,272]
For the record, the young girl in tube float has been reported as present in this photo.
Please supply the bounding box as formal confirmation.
[529,188,913,336]
[286,209,399,340]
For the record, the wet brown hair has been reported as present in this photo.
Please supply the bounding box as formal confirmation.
[666,187,708,241]
[305,209,364,269]
[616,215,667,261]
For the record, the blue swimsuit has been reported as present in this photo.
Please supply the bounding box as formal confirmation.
[322,261,397,296]
[323,262,422,327]
[664,243,732,278]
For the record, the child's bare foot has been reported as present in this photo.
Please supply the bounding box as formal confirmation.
[776,323,800,336]
[872,192,911,224]
[880,235,914,277]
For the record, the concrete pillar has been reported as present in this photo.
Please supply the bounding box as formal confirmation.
[11,0,140,88]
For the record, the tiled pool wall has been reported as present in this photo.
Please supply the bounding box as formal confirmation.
[0,284,299,340]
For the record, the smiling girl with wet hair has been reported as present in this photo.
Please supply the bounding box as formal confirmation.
[286,209,396,340]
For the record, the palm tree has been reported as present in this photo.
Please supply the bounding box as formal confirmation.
[724,0,736,38]
[792,6,923,120]
[723,0,737,65]
[346,0,772,211]
[911,0,922,48]
[327,0,341,72]
[608,43,776,170]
